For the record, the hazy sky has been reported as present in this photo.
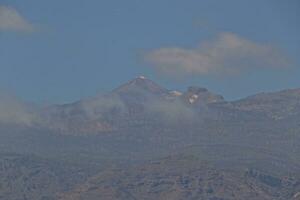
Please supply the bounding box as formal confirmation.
[0,0,299,103]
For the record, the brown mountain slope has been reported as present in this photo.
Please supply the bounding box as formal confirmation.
[59,156,300,200]
[0,153,91,200]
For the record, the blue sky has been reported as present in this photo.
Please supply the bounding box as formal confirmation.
[0,0,299,103]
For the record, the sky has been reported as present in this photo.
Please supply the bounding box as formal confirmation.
[0,0,299,104]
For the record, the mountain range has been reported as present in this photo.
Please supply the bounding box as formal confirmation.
[19,76,299,135]
[0,76,299,199]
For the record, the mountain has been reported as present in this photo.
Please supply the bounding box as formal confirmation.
[1,153,299,200]
[38,77,227,134]
[113,76,170,97]
[182,86,224,105]
[0,77,300,200]
[0,153,93,200]
[1,77,299,134]
[1,77,299,172]
[39,78,300,136]
[231,88,300,120]
[59,156,300,200]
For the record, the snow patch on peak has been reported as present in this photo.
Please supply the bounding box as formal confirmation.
[138,76,146,79]
[170,90,183,96]
[192,94,199,99]
[189,94,199,104]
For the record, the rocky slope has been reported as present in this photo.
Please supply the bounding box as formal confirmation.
[0,153,93,200]
[231,88,300,120]
[59,156,300,200]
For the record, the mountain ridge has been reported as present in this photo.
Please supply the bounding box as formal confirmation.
[1,77,299,134]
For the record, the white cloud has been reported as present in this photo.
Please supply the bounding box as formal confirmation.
[144,32,290,77]
[0,5,34,32]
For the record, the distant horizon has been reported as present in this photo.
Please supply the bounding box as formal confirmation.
[2,75,299,106]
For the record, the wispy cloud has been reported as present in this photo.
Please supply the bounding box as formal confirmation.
[0,5,34,32]
[0,92,37,125]
[80,94,126,119]
[144,99,197,123]
[144,32,290,77]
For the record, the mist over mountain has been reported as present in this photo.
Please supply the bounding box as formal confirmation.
[0,77,299,200]
[2,76,298,134]
[1,0,299,199]
[0,92,38,126]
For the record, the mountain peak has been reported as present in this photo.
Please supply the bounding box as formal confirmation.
[113,76,168,96]
[137,75,146,79]
[128,75,151,85]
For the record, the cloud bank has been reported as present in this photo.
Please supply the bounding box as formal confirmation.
[0,5,34,32]
[144,32,290,77]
